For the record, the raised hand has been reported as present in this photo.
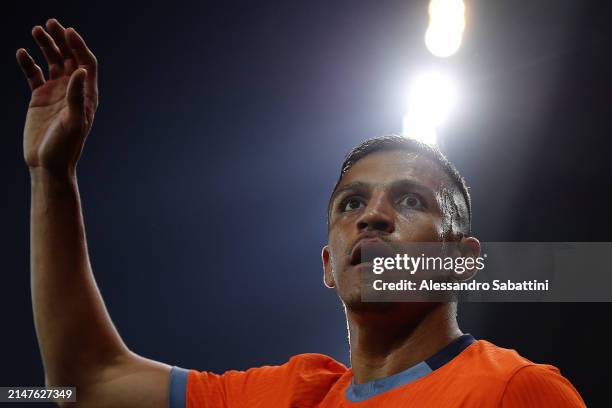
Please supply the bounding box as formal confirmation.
[17,19,99,177]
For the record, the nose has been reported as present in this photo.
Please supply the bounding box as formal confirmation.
[356,193,395,234]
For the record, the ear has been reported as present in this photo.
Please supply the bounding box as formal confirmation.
[321,245,336,288]
[461,236,481,259]
[454,236,481,281]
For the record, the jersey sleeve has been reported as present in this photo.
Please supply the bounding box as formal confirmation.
[501,364,586,407]
[169,353,346,408]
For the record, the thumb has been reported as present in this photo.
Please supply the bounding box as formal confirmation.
[66,68,87,120]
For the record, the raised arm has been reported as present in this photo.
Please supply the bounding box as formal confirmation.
[18,19,171,407]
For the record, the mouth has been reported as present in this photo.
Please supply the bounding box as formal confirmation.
[350,238,384,266]
[350,245,363,266]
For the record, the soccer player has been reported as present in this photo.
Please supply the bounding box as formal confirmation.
[18,19,585,407]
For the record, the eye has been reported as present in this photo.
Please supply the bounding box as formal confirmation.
[399,193,425,210]
[340,197,365,212]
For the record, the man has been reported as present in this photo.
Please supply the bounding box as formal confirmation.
[18,19,584,407]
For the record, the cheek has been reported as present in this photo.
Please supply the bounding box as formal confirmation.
[330,212,358,232]
[328,228,352,257]
[397,213,444,240]
[326,234,353,282]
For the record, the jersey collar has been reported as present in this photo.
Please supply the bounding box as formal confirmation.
[345,333,476,402]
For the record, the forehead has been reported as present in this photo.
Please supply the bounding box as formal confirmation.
[338,150,449,192]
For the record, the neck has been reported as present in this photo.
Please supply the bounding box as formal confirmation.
[346,302,462,384]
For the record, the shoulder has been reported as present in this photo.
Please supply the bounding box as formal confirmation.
[284,353,348,373]
[501,364,586,407]
[462,340,585,407]
[179,354,347,407]
[190,353,346,384]
[461,339,537,378]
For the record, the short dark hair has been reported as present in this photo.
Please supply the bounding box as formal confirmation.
[327,135,472,236]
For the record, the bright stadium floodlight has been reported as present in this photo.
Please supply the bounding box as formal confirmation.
[425,0,466,57]
[402,72,457,146]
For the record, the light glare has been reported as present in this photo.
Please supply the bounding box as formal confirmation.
[402,72,457,145]
[425,0,466,57]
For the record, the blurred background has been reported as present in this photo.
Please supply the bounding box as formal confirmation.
[2,0,611,405]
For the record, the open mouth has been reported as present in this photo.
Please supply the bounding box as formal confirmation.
[350,238,385,266]
[350,245,363,266]
[350,238,397,266]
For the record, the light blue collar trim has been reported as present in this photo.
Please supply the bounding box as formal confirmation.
[345,361,432,402]
[345,334,476,402]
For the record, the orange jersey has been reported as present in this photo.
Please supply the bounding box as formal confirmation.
[169,335,585,407]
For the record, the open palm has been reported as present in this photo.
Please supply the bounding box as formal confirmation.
[18,19,98,176]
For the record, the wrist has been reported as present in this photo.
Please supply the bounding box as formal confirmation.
[29,166,77,187]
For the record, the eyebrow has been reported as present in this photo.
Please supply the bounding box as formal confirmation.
[329,181,371,205]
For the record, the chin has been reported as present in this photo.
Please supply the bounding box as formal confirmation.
[343,296,441,322]
[342,295,399,314]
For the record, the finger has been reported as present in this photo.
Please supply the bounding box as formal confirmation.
[66,68,87,123]
[16,48,45,90]
[65,28,97,68]
[46,18,77,74]
[65,28,98,102]
[32,25,64,79]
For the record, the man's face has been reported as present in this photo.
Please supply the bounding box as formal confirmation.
[322,150,450,310]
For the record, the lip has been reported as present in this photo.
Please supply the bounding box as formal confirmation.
[350,237,386,266]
